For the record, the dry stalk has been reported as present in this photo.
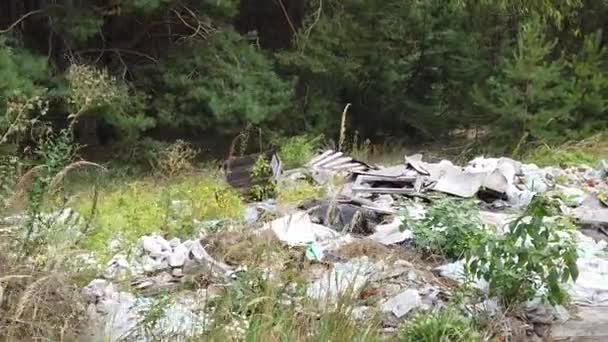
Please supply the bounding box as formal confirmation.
[49,161,107,190]
[338,103,351,152]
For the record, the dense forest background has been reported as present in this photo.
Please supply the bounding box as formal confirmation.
[1,0,607,158]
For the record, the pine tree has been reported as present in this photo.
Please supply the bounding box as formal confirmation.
[473,17,573,153]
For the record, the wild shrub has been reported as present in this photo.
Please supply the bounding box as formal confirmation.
[277,180,324,206]
[466,197,579,306]
[405,198,489,260]
[152,139,198,178]
[250,156,277,201]
[275,134,324,169]
[0,262,88,341]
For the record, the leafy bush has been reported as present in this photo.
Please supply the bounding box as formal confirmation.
[151,139,198,177]
[66,64,154,139]
[405,198,488,260]
[466,197,579,306]
[397,309,482,342]
[250,156,277,201]
[276,134,323,169]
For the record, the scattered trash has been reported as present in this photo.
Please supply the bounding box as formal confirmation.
[368,217,413,246]
[307,150,374,174]
[263,212,339,246]
[307,257,381,301]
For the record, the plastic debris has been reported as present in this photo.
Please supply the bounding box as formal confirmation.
[265,212,340,246]
[368,217,413,245]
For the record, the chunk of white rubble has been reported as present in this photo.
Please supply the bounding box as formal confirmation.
[435,260,489,292]
[169,243,190,267]
[104,254,130,280]
[556,185,587,207]
[307,257,380,301]
[368,217,413,246]
[264,212,339,247]
[244,206,259,224]
[382,289,421,318]
[142,236,166,256]
[567,232,608,306]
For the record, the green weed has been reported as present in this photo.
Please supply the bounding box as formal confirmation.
[397,309,482,342]
[77,174,244,256]
[276,134,323,169]
[524,133,608,167]
[196,269,382,342]
[405,198,489,260]
[466,197,579,306]
[277,180,324,206]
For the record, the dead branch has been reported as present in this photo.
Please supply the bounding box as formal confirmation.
[277,0,298,39]
[49,161,107,190]
[171,6,213,41]
[75,48,158,63]
[0,9,45,34]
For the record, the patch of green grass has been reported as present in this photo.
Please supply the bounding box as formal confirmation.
[524,133,608,167]
[277,180,324,206]
[397,309,482,342]
[77,173,244,256]
[195,269,382,342]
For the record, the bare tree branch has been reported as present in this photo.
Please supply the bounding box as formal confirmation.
[0,9,45,34]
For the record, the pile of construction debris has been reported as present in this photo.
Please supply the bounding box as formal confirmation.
[236,150,608,340]
[78,150,608,341]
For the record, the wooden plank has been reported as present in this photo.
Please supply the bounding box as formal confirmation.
[352,187,415,194]
[307,150,334,167]
[312,151,344,168]
[322,156,354,169]
[356,175,418,183]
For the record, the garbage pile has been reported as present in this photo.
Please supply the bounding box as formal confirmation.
[79,150,608,340]
[247,150,608,339]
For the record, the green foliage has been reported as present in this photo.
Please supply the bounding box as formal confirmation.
[198,270,382,341]
[66,64,154,139]
[562,32,608,138]
[78,176,244,254]
[277,181,324,206]
[397,309,482,342]
[466,197,579,306]
[0,155,21,211]
[22,130,80,255]
[473,17,571,152]
[276,134,323,169]
[145,29,293,131]
[524,133,608,167]
[405,198,489,260]
[0,38,49,142]
[250,156,277,201]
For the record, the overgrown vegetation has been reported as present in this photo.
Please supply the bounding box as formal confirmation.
[405,198,488,260]
[397,309,482,342]
[1,0,607,151]
[466,197,579,306]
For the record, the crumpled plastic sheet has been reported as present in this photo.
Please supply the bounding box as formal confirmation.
[264,212,339,247]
